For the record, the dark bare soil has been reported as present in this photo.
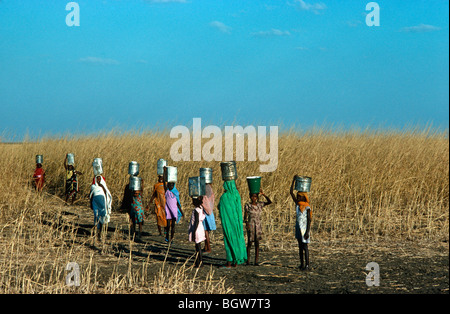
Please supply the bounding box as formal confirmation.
[44,201,449,294]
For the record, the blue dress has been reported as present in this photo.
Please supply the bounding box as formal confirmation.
[92,195,106,229]
[203,210,216,231]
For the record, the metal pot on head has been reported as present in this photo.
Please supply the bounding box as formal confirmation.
[93,158,103,176]
[129,176,142,191]
[199,168,213,184]
[128,161,139,176]
[220,161,237,181]
[67,153,75,166]
[295,176,312,192]
[164,166,177,183]
[157,159,166,176]
[189,176,206,197]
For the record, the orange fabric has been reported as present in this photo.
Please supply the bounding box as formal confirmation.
[297,192,312,218]
[153,182,167,227]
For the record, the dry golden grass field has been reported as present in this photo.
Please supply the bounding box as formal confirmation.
[0,128,448,294]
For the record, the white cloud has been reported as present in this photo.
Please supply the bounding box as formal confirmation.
[346,20,363,28]
[251,29,291,37]
[400,24,441,33]
[79,57,120,65]
[290,0,327,14]
[210,21,232,34]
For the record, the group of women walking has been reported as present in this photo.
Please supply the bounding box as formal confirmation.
[33,155,113,240]
[32,155,312,270]
[184,172,312,270]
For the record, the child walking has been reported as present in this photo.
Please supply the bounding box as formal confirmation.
[130,188,145,241]
[188,196,206,268]
[243,189,272,266]
[290,176,312,270]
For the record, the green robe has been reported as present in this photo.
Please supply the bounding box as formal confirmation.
[218,180,247,264]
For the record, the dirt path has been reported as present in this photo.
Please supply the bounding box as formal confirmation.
[46,200,448,294]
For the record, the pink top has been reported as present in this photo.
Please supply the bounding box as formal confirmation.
[165,189,178,220]
[188,206,206,243]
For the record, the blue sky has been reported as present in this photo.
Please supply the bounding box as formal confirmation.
[0,0,448,140]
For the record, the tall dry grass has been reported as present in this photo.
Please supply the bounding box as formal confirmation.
[0,128,448,292]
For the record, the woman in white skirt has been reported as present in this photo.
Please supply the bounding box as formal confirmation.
[90,175,112,240]
[291,176,312,271]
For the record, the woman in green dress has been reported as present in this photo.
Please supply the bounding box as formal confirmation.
[218,180,247,267]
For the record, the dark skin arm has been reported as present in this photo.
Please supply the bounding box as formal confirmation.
[304,208,312,240]
[140,178,145,194]
[98,183,107,197]
[162,167,168,192]
[290,175,298,204]
[192,209,199,242]
[244,203,249,230]
[259,189,272,206]
[96,183,109,211]
[149,183,157,204]
[148,176,163,211]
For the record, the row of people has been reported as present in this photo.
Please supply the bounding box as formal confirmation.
[123,169,311,270]
[32,159,312,270]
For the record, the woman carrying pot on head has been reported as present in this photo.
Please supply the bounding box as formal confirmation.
[89,175,112,240]
[244,189,272,266]
[149,174,167,237]
[130,187,145,241]
[218,180,247,268]
[162,166,184,243]
[290,175,312,271]
[33,162,46,192]
[64,155,83,205]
